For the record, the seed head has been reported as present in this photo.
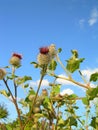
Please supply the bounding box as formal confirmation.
[9,53,22,67]
[42,89,48,96]
[37,53,50,65]
[0,68,6,80]
[49,44,56,58]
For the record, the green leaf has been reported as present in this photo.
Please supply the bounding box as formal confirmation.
[58,118,65,126]
[19,99,28,107]
[51,84,61,96]
[58,48,62,53]
[4,66,10,68]
[71,50,78,58]
[66,58,84,73]
[82,97,89,105]
[72,106,79,109]
[29,89,36,95]
[0,104,8,119]
[22,76,32,82]
[86,87,98,100]
[30,62,39,68]
[48,60,57,71]
[43,96,51,109]
[69,116,77,126]
[16,76,32,85]
[90,117,98,128]
[23,84,29,88]
[0,90,10,97]
[68,94,78,99]
[7,74,18,80]
[34,113,44,118]
[90,72,98,82]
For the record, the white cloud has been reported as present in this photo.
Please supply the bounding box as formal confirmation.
[56,74,76,86]
[81,68,98,80]
[60,89,74,96]
[88,8,98,26]
[29,79,49,87]
[79,19,85,27]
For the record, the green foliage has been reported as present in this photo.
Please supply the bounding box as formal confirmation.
[82,97,89,105]
[66,58,84,73]
[0,104,8,119]
[48,60,57,71]
[58,48,62,53]
[0,90,10,98]
[86,86,98,100]
[66,50,84,73]
[90,117,98,128]
[16,76,32,85]
[0,46,98,130]
[90,72,98,82]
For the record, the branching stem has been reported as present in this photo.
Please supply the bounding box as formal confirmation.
[3,78,23,130]
[49,73,90,89]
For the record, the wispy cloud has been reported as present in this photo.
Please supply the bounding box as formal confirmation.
[88,8,98,26]
[79,8,98,27]
[81,68,98,80]
[79,19,85,27]
[56,74,77,86]
[60,89,74,96]
[29,79,49,88]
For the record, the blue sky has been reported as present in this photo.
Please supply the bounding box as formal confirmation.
[0,0,98,121]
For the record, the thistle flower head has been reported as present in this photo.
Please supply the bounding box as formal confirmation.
[37,53,50,65]
[40,47,49,54]
[0,68,6,80]
[9,53,22,67]
[37,44,56,65]
[12,53,22,59]
[37,46,50,65]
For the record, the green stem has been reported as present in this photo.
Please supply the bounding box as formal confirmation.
[23,73,45,129]
[49,73,89,89]
[12,66,17,99]
[55,106,59,130]
[56,54,72,79]
[85,106,90,130]
[95,105,98,129]
[78,70,88,84]
[31,74,44,114]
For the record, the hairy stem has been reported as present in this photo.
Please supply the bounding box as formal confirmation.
[56,54,72,78]
[78,70,88,84]
[23,73,45,129]
[3,78,23,130]
[12,66,17,99]
[55,106,59,130]
[85,106,90,130]
[49,73,90,89]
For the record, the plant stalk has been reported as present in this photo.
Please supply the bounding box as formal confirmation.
[23,73,45,129]
[49,73,90,89]
[3,78,23,130]
[56,54,72,79]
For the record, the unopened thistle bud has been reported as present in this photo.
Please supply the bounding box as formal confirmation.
[9,53,22,67]
[0,68,6,80]
[42,89,48,96]
[37,47,50,65]
[28,95,35,101]
[49,44,56,59]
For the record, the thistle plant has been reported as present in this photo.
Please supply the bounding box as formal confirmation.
[0,104,8,119]
[0,44,98,130]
